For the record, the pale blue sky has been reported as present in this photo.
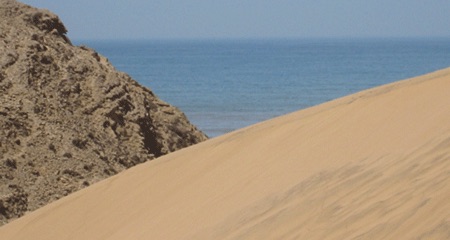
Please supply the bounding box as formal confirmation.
[20,0,450,40]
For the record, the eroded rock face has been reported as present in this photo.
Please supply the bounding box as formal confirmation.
[0,0,207,225]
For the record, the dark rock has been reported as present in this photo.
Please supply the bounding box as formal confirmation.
[0,0,207,226]
[0,185,28,224]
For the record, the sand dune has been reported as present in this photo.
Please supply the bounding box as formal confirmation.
[1,67,450,239]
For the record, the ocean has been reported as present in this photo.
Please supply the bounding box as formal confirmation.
[75,38,450,138]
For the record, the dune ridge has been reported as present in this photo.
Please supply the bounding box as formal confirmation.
[1,67,450,239]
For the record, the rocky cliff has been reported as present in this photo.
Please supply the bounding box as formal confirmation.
[0,0,207,225]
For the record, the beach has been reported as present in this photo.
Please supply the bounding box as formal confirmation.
[1,67,449,239]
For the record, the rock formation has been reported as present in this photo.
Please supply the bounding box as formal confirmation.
[0,0,207,225]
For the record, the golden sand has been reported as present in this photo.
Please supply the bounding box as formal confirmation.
[1,68,450,239]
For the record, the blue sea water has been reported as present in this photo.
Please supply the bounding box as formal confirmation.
[76,38,450,137]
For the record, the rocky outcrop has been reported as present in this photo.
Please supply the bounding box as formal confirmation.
[0,0,207,225]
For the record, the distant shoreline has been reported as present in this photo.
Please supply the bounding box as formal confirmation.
[73,36,450,46]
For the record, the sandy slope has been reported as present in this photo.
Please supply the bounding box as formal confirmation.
[1,67,450,239]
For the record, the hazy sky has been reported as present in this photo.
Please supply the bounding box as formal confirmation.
[20,0,450,40]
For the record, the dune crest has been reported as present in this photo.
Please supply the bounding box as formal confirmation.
[1,67,450,239]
